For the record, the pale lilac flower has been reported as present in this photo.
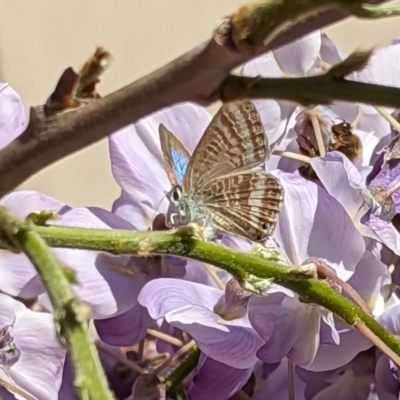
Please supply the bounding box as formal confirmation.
[0,294,66,400]
[374,304,400,399]
[0,82,25,148]
[242,33,395,176]
[241,31,354,149]
[37,207,154,346]
[298,350,377,400]
[0,194,152,346]
[248,172,385,369]
[252,359,306,400]
[188,354,253,400]
[311,151,400,257]
[366,137,400,220]
[138,278,264,368]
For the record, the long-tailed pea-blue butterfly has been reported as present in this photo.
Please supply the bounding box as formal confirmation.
[159,100,283,242]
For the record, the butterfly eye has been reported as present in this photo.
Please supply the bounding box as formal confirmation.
[262,222,270,230]
[171,186,181,203]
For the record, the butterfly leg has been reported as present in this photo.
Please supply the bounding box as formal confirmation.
[169,212,180,227]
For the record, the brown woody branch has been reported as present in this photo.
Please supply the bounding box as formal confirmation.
[0,2,388,197]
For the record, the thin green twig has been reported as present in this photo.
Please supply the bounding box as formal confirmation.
[221,74,400,108]
[26,223,400,362]
[164,347,201,395]
[0,207,114,400]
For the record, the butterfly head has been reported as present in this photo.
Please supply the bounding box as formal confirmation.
[166,185,191,227]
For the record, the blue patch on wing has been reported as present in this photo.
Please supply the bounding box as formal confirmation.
[171,148,189,186]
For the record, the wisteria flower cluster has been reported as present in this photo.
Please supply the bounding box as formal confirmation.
[2,30,400,400]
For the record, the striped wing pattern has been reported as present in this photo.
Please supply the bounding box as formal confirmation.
[183,101,269,194]
[197,171,283,241]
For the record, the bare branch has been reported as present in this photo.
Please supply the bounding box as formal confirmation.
[0,0,395,197]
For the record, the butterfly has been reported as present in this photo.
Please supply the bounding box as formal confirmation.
[158,100,284,242]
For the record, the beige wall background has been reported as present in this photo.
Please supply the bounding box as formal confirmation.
[1,0,400,209]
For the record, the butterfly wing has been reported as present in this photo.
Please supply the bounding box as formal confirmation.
[159,123,190,187]
[197,171,283,241]
[183,101,269,193]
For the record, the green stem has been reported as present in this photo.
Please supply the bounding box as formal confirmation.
[165,347,201,395]
[0,208,114,400]
[32,224,400,360]
[231,0,400,49]
[221,74,400,108]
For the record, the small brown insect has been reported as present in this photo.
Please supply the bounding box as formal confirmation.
[298,121,361,180]
[330,121,362,162]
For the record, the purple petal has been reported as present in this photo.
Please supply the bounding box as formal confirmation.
[319,33,347,65]
[0,83,25,149]
[58,359,78,400]
[369,159,400,216]
[139,279,263,368]
[0,251,43,298]
[319,312,340,345]
[257,296,321,366]
[0,295,66,400]
[347,251,391,316]
[307,325,371,372]
[357,106,391,142]
[139,278,223,317]
[94,304,152,346]
[254,99,285,144]
[310,370,375,400]
[310,152,400,253]
[353,128,382,168]
[0,192,70,298]
[39,208,150,317]
[311,152,370,220]
[242,53,282,78]
[109,103,211,230]
[0,388,17,400]
[87,206,135,230]
[365,215,400,256]
[111,190,155,230]
[377,303,400,334]
[253,359,306,400]
[329,102,360,124]
[357,42,400,90]
[248,289,291,343]
[274,171,365,280]
[0,190,69,219]
[270,137,305,173]
[273,31,321,76]
[168,306,262,368]
[375,354,399,398]
[189,354,253,400]
[39,249,148,318]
